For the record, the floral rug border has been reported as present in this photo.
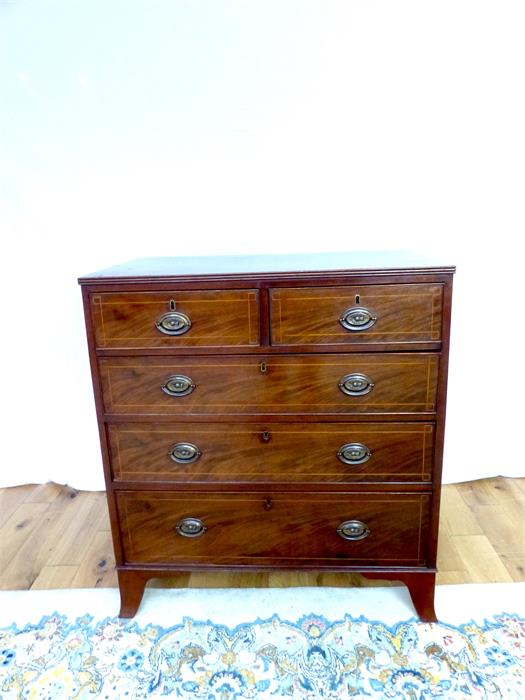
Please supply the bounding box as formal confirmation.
[1,608,525,698]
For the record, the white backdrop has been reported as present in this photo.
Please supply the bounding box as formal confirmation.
[0,1,523,489]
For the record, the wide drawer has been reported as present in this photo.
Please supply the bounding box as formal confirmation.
[270,284,443,346]
[108,422,434,483]
[117,491,430,566]
[90,290,260,348]
[99,354,438,415]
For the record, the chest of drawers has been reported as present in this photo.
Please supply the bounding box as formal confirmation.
[79,252,454,620]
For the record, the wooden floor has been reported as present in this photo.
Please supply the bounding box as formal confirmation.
[0,477,523,591]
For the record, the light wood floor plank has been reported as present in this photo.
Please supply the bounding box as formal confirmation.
[512,478,525,497]
[436,528,465,573]
[149,574,191,589]
[0,503,50,578]
[440,486,484,536]
[456,478,505,508]
[70,531,117,588]
[187,572,236,588]
[227,573,270,588]
[317,573,352,587]
[489,477,525,503]
[436,571,473,584]
[498,554,525,582]
[0,486,39,529]
[24,483,71,504]
[449,534,514,583]
[474,502,525,556]
[46,495,107,567]
[1,488,88,589]
[31,566,79,590]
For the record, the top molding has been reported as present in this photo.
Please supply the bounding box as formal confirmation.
[78,251,456,285]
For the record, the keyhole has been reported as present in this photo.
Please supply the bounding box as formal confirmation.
[263,497,273,510]
[261,430,271,442]
[169,299,176,310]
[259,361,268,374]
[355,294,360,304]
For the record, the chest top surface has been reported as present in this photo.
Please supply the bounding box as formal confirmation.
[78,251,455,285]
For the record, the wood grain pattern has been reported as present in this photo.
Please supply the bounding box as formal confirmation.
[270,284,443,346]
[0,486,111,590]
[108,422,435,483]
[99,354,439,416]
[116,491,430,567]
[30,566,79,590]
[91,290,260,349]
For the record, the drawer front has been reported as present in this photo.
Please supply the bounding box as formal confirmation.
[91,290,260,348]
[99,354,438,415]
[117,491,430,566]
[108,422,434,483]
[270,284,443,346]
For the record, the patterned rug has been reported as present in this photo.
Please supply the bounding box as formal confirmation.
[0,584,524,698]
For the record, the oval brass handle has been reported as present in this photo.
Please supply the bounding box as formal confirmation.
[155,311,192,336]
[337,520,370,541]
[337,442,372,465]
[339,306,377,331]
[338,373,375,396]
[175,517,207,538]
[169,442,201,464]
[161,374,196,397]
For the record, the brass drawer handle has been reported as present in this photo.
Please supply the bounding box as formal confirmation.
[155,311,192,336]
[161,374,196,397]
[337,442,372,465]
[169,442,201,464]
[175,517,207,538]
[337,520,370,541]
[339,306,377,331]
[338,373,375,396]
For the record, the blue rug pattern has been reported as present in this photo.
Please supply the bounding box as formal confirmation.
[1,611,524,698]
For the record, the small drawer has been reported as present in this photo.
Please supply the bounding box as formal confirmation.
[116,491,430,567]
[90,290,260,349]
[108,422,435,483]
[99,353,438,416]
[270,284,443,346]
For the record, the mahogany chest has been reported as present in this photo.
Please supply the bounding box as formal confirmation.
[79,252,454,620]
